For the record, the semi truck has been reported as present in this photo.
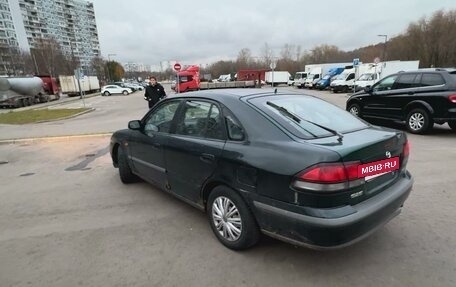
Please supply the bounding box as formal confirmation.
[0,76,61,108]
[59,75,100,97]
[173,65,257,93]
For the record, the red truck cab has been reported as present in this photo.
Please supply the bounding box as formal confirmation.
[174,65,200,93]
[36,75,59,95]
[36,75,61,101]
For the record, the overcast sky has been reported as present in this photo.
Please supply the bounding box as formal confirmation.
[92,0,455,69]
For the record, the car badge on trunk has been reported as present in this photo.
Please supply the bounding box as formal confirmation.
[386,151,391,158]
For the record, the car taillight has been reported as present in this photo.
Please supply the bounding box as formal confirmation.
[449,94,456,104]
[403,140,410,158]
[292,162,363,192]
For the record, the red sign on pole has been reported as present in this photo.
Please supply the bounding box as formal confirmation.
[174,63,182,72]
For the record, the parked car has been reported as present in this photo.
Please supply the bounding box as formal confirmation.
[110,89,413,250]
[346,69,456,134]
[101,85,132,96]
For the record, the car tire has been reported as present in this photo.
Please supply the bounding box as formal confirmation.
[122,90,128,95]
[448,121,456,131]
[117,147,139,184]
[207,186,260,250]
[103,91,110,96]
[406,108,433,134]
[348,103,362,117]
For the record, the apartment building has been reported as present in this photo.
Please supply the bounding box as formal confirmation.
[0,0,20,74]
[10,0,100,72]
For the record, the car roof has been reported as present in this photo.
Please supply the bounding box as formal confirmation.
[170,88,306,101]
[397,69,453,75]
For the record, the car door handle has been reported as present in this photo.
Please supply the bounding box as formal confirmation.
[152,142,161,148]
[407,91,415,95]
[200,153,215,163]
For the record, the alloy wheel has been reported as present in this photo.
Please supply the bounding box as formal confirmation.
[349,106,359,116]
[409,112,425,131]
[212,196,242,241]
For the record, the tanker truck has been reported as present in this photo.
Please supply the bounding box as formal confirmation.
[0,76,61,108]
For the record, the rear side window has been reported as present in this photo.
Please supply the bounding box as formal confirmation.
[393,74,418,89]
[222,107,245,141]
[421,74,445,86]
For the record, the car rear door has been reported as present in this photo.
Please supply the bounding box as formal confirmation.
[363,74,399,118]
[128,100,182,189]
[412,73,451,118]
[164,100,226,203]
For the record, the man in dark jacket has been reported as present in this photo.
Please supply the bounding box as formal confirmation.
[144,76,166,109]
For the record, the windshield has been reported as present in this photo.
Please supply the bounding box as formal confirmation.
[334,73,347,80]
[322,75,331,80]
[358,73,373,81]
[249,95,368,139]
[295,73,306,79]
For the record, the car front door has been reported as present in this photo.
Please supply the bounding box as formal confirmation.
[128,100,182,189]
[362,74,399,118]
[164,100,226,204]
[368,73,420,120]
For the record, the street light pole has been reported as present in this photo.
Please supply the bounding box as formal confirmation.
[378,34,388,61]
[107,53,116,83]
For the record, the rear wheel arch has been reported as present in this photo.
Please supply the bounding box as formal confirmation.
[403,101,434,120]
[202,181,253,212]
[202,181,229,211]
[347,99,362,110]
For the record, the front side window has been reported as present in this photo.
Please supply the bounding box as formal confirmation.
[373,75,398,92]
[175,101,225,140]
[144,100,181,135]
[346,73,355,81]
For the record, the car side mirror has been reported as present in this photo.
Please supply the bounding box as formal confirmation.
[128,120,141,130]
[364,86,372,93]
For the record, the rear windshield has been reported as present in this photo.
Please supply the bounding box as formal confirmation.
[249,95,368,139]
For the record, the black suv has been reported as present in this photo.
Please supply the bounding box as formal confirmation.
[346,69,456,134]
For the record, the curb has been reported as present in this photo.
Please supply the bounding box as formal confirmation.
[34,108,95,124]
[0,133,113,145]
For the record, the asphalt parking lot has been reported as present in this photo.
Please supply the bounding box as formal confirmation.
[0,86,455,287]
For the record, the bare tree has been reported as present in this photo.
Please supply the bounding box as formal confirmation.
[260,42,274,68]
[30,37,78,76]
[91,56,107,81]
[236,48,253,69]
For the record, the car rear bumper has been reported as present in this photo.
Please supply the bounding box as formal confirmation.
[252,171,413,249]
